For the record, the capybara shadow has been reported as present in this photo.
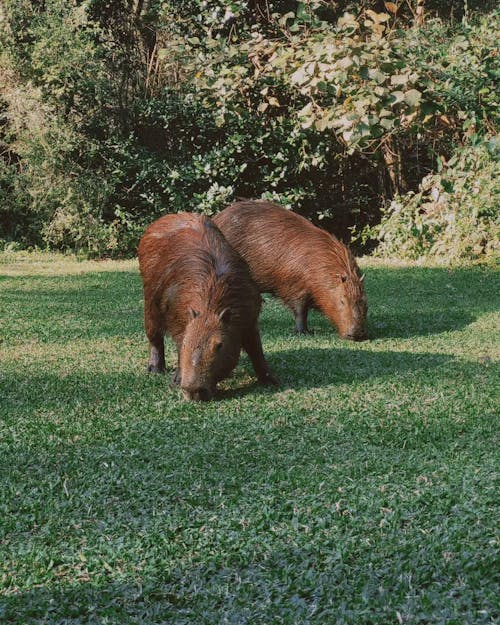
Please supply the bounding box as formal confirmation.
[265,346,456,390]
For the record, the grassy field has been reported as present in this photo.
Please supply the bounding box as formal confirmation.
[0,251,498,625]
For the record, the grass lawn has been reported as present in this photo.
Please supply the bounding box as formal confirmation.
[0,251,498,624]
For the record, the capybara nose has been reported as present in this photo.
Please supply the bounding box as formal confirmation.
[344,330,368,342]
[182,386,212,402]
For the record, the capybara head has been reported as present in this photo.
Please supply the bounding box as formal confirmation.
[179,307,240,401]
[323,271,368,341]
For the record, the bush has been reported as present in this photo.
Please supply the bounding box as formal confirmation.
[0,1,498,258]
[372,138,499,263]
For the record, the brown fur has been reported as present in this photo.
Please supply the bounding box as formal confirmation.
[138,213,276,401]
[214,201,367,339]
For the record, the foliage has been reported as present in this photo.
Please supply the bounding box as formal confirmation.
[1,253,499,622]
[192,8,423,151]
[0,1,498,259]
[370,139,500,263]
[401,12,499,134]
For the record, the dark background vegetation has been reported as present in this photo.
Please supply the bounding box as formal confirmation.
[0,1,498,260]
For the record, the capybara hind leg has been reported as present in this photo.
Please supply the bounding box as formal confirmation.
[242,326,278,386]
[291,301,310,335]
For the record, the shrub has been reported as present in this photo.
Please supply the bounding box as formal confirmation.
[0,1,498,258]
[372,138,499,263]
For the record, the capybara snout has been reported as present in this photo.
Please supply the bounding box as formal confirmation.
[337,290,368,341]
[181,386,213,402]
[343,328,368,342]
[178,310,240,400]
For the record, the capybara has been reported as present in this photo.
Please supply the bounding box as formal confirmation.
[214,200,367,340]
[138,213,277,401]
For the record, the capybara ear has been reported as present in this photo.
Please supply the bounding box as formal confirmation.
[190,308,200,319]
[218,307,232,324]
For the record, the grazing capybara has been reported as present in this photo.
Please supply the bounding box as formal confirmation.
[214,200,367,340]
[138,213,277,401]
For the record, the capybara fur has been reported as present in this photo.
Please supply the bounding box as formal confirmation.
[138,213,277,401]
[214,201,367,340]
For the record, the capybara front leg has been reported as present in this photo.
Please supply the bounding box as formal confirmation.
[148,334,166,373]
[172,351,181,386]
[292,300,310,335]
[242,326,278,386]
[144,303,166,373]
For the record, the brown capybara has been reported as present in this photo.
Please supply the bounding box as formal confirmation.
[214,200,367,340]
[138,213,277,401]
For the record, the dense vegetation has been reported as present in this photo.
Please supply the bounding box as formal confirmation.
[0,1,498,261]
[1,251,499,623]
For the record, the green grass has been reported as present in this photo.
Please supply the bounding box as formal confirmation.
[0,251,499,624]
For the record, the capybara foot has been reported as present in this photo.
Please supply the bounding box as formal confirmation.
[148,364,165,373]
[172,368,182,386]
[295,328,311,336]
[258,371,279,386]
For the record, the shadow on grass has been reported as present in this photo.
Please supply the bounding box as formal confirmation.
[262,264,498,340]
[1,346,459,415]
[0,271,144,343]
[0,581,185,623]
[1,355,498,624]
[363,265,498,339]
[266,346,454,389]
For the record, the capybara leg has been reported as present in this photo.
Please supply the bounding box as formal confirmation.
[146,324,165,373]
[148,337,166,373]
[292,301,310,335]
[242,326,278,386]
[172,368,181,386]
[172,352,181,386]
[145,305,166,373]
